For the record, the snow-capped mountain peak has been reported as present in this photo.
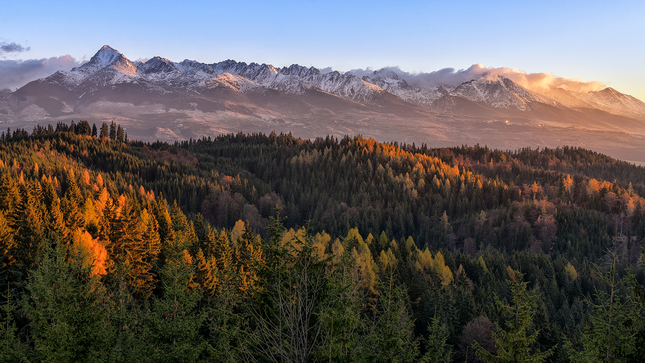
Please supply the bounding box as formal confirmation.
[139,56,178,74]
[280,64,322,78]
[13,45,645,126]
[73,45,126,73]
[450,76,559,110]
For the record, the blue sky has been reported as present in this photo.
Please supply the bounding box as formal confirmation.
[2,0,644,99]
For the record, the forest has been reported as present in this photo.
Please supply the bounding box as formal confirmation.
[1,120,645,362]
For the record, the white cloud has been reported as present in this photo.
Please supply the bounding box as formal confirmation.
[0,55,83,91]
[348,64,606,94]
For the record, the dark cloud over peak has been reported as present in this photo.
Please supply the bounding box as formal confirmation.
[0,42,31,55]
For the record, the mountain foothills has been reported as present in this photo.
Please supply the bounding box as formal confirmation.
[1,123,645,361]
[1,45,645,162]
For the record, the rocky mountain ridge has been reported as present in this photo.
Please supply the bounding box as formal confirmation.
[1,45,644,162]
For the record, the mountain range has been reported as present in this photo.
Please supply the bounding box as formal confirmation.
[1,45,644,162]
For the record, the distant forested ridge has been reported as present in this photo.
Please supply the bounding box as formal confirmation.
[1,121,645,362]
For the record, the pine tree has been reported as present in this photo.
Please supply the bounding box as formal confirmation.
[201,244,246,362]
[566,239,642,362]
[99,122,109,140]
[316,245,363,362]
[23,242,111,362]
[43,182,68,240]
[475,270,554,363]
[233,224,263,296]
[109,121,116,141]
[105,267,151,363]
[117,125,124,143]
[362,273,419,362]
[146,219,206,362]
[248,218,331,362]
[0,284,30,362]
[13,182,47,280]
[420,316,453,363]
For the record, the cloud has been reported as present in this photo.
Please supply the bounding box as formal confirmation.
[348,64,606,94]
[0,55,83,91]
[0,42,30,55]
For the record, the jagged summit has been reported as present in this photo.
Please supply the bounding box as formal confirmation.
[280,64,322,78]
[26,46,645,117]
[2,44,645,162]
[74,45,126,73]
[5,45,645,138]
[139,56,178,74]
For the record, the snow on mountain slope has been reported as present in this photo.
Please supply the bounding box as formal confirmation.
[45,45,139,92]
[451,76,560,110]
[582,87,645,119]
[75,45,126,74]
[360,69,449,108]
[7,45,645,127]
[212,60,316,95]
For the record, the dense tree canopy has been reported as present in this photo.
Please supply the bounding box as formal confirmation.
[0,122,644,362]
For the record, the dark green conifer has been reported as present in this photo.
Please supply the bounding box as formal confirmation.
[23,242,111,362]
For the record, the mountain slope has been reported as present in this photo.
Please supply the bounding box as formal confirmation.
[0,45,644,162]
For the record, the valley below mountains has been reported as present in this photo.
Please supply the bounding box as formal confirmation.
[1,45,644,162]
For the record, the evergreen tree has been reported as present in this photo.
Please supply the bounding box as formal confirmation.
[117,125,124,143]
[146,217,206,362]
[566,241,642,362]
[248,218,331,362]
[77,120,92,135]
[0,285,30,362]
[23,242,111,362]
[109,121,117,141]
[363,273,419,362]
[315,245,363,362]
[475,270,554,363]
[420,316,453,363]
[100,122,109,139]
[105,268,151,363]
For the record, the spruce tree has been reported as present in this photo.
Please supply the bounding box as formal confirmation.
[362,273,419,362]
[109,121,116,141]
[566,240,642,362]
[315,245,363,362]
[116,125,124,143]
[420,316,453,363]
[475,270,554,363]
[248,218,331,362]
[23,242,111,362]
[100,122,109,140]
[146,216,206,362]
[0,284,30,362]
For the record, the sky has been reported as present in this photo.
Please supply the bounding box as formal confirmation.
[1,0,644,100]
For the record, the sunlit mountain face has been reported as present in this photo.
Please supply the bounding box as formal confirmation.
[1,45,644,162]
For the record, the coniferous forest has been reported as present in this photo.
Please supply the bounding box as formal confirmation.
[1,121,645,362]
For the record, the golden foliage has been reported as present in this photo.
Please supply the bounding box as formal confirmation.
[231,219,246,244]
[565,262,577,281]
[70,228,107,276]
[506,266,517,283]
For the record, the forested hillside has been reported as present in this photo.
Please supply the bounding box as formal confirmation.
[1,121,645,362]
